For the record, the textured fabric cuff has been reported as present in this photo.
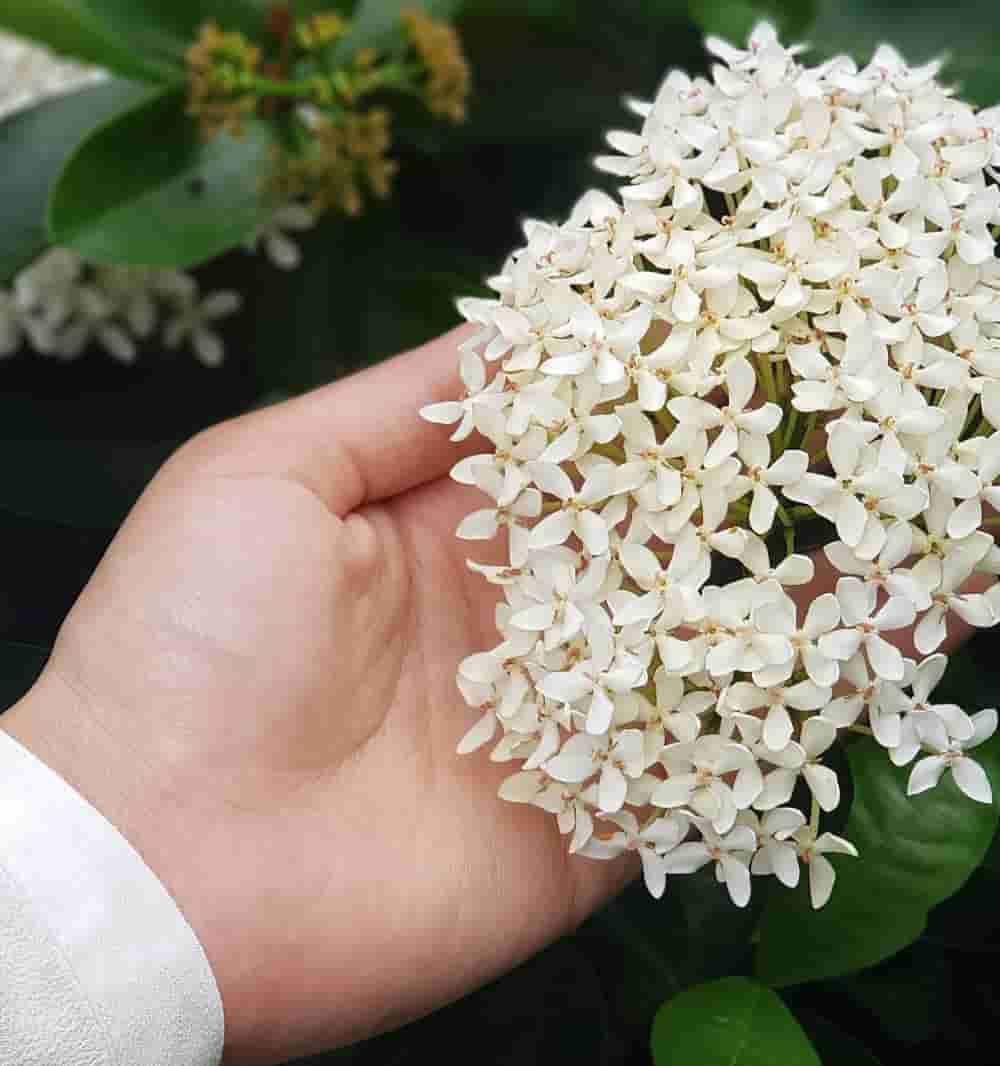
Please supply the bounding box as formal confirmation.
[0,728,225,1066]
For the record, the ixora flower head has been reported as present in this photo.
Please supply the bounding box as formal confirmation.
[422,22,1000,908]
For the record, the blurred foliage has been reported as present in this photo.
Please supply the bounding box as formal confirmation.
[0,77,147,278]
[689,0,818,43]
[3,3,1000,1066]
[49,87,278,268]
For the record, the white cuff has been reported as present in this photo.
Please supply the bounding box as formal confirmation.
[0,728,225,1066]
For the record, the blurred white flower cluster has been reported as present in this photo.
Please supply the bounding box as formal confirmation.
[0,31,315,366]
[423,23,1000,909]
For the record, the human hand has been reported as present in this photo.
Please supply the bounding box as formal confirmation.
[1,326,639,1066]
[2,325,991,1066]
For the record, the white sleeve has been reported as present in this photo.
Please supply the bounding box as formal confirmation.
[0,728,225,1066]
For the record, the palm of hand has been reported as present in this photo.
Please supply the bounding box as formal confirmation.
[22,408,632,1064]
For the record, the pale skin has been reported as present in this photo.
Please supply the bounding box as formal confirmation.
[2,325,991,1065]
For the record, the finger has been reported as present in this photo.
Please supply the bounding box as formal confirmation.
[176,323,490,516]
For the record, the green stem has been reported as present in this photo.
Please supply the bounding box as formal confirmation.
[783,406,799,451]
[801,411,818,450]
[962,396,982,440]
[757,352,777,403]
[240,73,317,97]
[776,502,795,554]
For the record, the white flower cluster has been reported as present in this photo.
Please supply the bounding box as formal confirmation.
[422,23,1000,909]
[0,32,316,366]
[0,248,243,366]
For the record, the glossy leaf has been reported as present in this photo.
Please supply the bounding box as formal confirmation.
[0,79,147,281]
[755,737,1000,987]
[651,977,820,1066]
[0,1,175,82]
[79,3,280,62]
[48,88,278,268]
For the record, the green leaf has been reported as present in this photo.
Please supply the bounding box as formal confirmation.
[650,977,821,1066]
[755,737,1000,987]
[0,1,177,82]
[0,79,147,282]
[0,642,49,713]
[689,0,819,44]
[48,87,278,268]
[81,2,276,62]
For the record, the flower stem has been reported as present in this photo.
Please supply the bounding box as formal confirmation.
[240,73,317,97]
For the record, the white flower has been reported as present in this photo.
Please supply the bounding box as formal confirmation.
[819,577,916,681]
[508,554,610,650]
[653,735,762,833]
[793,828,859,909]
[752,591,841,687]
[526,461,618,556]
[735,436,809,534]
[244,203,315,270]
[668,356,782,468]
[747,807,807,887]
[537,632,646,735]
[581,811,689,898]
[907,708,997,804]
[725,679,832,752]
[785,423,926,559]
[662,820,758,907]
[163,287,241,367]
[886,654,975,765]
[544,728,645,813]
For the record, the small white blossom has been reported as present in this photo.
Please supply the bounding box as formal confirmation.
[793,828,859,909]
[907,708,997,804]
[244,203,316,270]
